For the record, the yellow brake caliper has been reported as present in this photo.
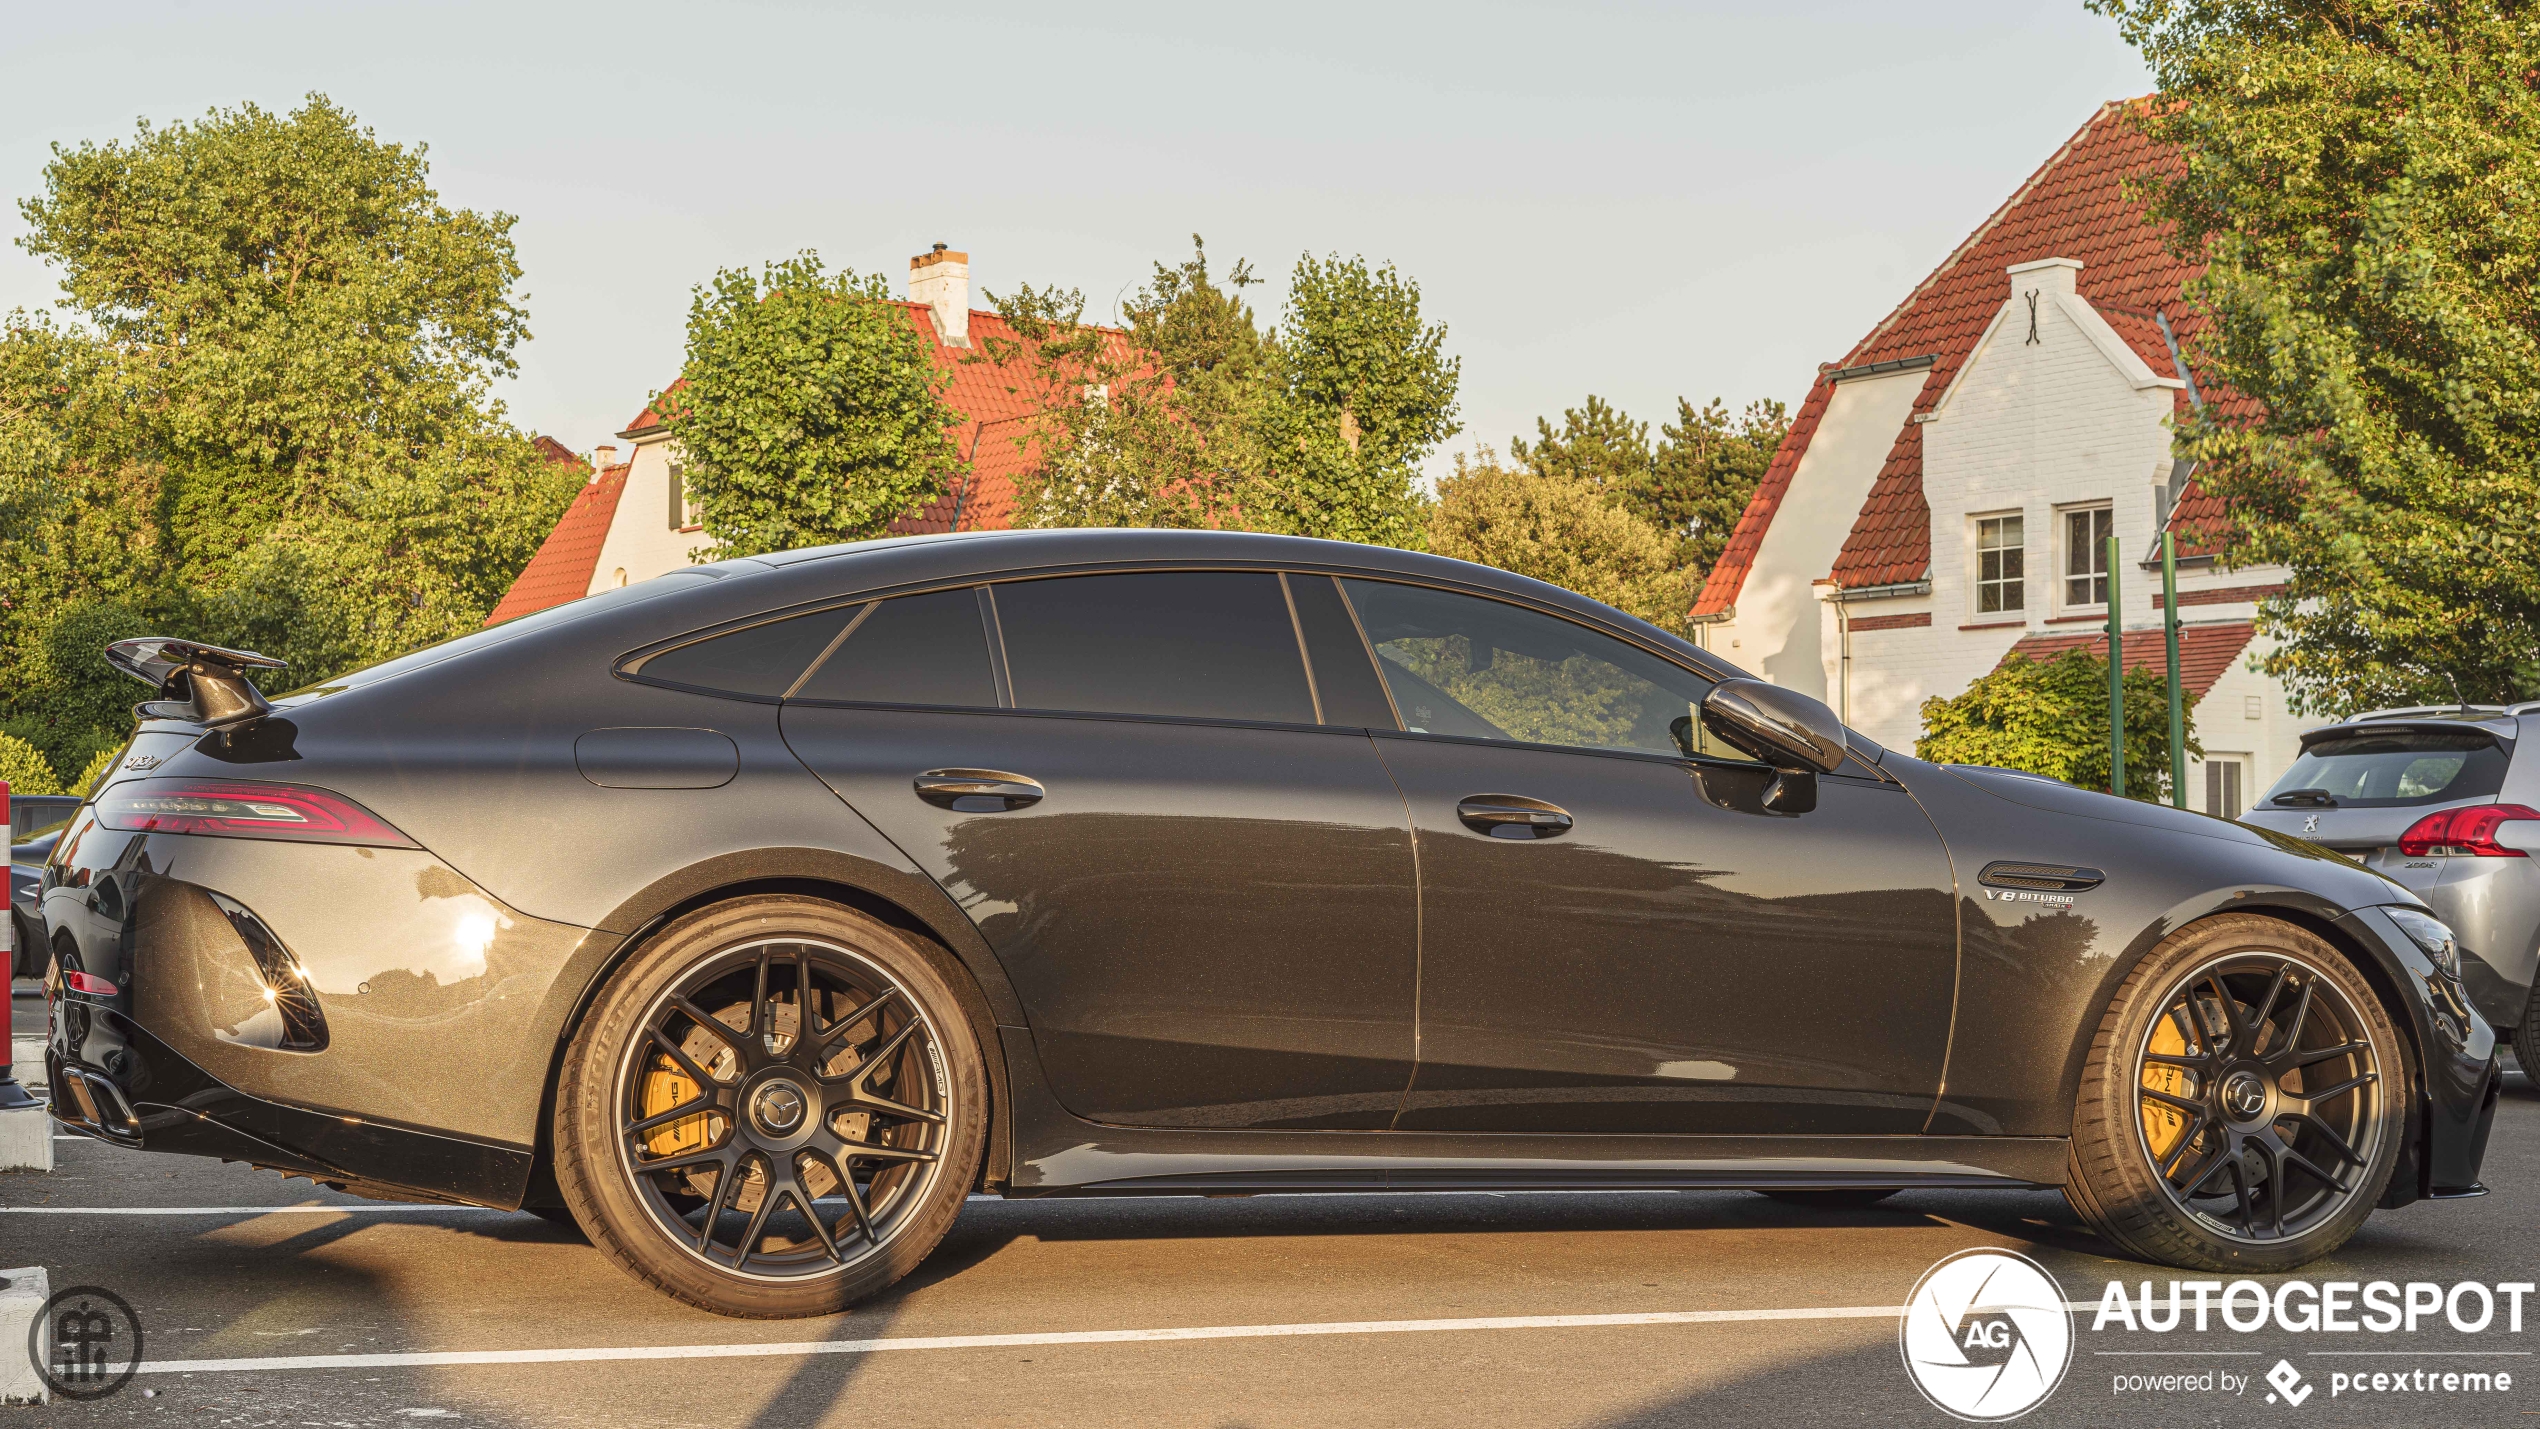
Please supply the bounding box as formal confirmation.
[2140,1013,2195,1165]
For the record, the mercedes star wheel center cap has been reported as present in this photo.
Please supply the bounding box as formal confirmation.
[2222,1069,2268,1121]
[752,1080,808,1135]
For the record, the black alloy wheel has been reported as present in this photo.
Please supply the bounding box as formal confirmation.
[2066,914,2405,1272]
[2133,953,2385,1243]
[556,898,986,1317]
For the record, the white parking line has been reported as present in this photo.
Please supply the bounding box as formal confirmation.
[0,1205,484,1215]
[141,1303,2014,1376]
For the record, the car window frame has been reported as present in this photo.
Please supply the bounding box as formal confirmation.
[617,565,1389,733]
[610,558,1886,778]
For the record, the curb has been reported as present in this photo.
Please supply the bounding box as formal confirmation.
[0,1266,47,1404]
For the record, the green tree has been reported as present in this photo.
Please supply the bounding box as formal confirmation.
[1428,447,1695,631]
[660,252,965,558]
[2093,0,2540,713]
[992,240,1459,548]
[0,95,575,771]
[1511,395,1652,495]
[1254,253,1460,546]
[1508,393,1787,584]
[1916,650,2199,801]
[988,239,1264,530]
[0,733,62,797]
[1643,397,1788,580]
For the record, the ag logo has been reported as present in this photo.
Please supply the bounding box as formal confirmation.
[1899,1249,2073,1421]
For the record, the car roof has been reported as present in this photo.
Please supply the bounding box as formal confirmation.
[734,528,1722,669]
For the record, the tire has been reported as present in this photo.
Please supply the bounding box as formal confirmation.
[1757,1189,1899,1209]
[2065,914,2408,1273]
[554,896,987,1317]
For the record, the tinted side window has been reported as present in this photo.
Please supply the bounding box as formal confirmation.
[639,607,855,698]
[994,572,1315,723]
[1289,574,1398,728]
[1341,579,1724,759]
[793,587,998,707]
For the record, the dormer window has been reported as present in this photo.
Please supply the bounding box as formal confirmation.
[1975,513,2024,614]
[2062,505,2113,609]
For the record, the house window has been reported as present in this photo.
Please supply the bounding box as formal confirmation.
[668,462,700,531]
[2063,505,2113,608]
[2205,755,2246,820]
[1975,514,2024,614]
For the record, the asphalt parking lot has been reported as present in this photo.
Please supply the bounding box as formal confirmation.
[8,979,2539,1428]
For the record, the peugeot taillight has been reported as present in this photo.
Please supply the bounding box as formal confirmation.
[63,970,118,997]
[2396,803,2540,857]
[93,778,417,849]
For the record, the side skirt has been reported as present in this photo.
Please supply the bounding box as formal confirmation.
[993,1029,2068,1197]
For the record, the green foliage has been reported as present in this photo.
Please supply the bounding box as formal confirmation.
[992,239,1459,547]
[1427,447,1695,632]
[1642,397,1788,579]
[1510,394,1789,582]
[1916,650,2200,801]
[660,252,966,557]
[70,745,119,797]
[0,733,62,797]
[0,95,577,756]
[2094,0,2540,713]
[988,240,1264,530]
[1254,253,1460,546]
[1511,395,1651,495]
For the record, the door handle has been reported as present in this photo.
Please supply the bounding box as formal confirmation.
[1455,794,1573,840]
[914,769,1045,813]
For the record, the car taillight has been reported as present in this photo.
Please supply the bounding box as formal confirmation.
[2396,803,2540,857]
[93,778,417,849]
[64,970,118,997]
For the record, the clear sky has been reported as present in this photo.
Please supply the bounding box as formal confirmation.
[0,2,2151,478]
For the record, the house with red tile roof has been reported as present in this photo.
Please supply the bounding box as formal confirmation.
[1690,101,2297,815]
[493,244,1112,623]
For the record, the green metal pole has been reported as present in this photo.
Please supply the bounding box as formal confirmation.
[2164,531,2186,808]
[2107,534,2125,797]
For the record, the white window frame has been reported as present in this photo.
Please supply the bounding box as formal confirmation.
[1969,509,2026,618]
[2203,752,2250,821]
[2057,503,2114,615]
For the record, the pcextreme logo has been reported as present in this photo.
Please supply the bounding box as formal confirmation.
[1900,1249,2075,1421]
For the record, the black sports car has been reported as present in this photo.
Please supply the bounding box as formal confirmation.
[41,530,2499,1316]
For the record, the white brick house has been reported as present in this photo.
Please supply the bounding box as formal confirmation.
[1691,103,2302,814]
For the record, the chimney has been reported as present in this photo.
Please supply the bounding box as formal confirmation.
[2006,256,2082,297]
[592,444,618,481]
[909,243,970,347]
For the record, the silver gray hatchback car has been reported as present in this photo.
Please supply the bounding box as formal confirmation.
[2244,706,2540,1053]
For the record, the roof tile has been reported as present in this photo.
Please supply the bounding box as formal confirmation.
[486,459,629,625]
[1999,620,2257,701]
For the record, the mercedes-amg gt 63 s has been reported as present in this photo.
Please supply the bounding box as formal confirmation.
[41,530,2500,1317]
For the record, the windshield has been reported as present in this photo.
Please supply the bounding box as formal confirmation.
[2266,728,2510,809]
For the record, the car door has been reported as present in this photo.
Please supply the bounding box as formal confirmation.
[1335,578,1960,1136]
[777,571,1420,1131]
